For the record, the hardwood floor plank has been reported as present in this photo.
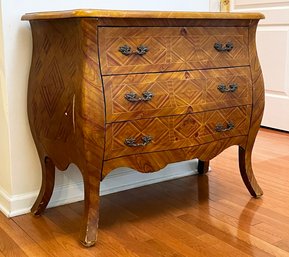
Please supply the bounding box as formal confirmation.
[197,234,252,257]
[0,227,28,257]
[0,213,49,257]
[13,214,91,257]
[131,216,245,257]
[149,178,281,247]
[98,230,143,257]
[274,240,289,253]
[178,212,287,257]
[45,201,157,257]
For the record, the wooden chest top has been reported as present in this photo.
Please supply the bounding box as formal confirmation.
[22,9,264,20]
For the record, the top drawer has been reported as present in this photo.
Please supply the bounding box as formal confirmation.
[99,27,249,75]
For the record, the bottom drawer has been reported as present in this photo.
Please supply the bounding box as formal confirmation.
[105,106,251,159]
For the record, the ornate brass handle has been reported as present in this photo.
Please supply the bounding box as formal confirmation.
[215,122,235,132]
[218,83,238,93]
[124,91,153,102]
[119,45,149,56]
[124,136,153,147]
[214,42,234,52]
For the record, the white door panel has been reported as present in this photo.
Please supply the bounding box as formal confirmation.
[263,97,289,131]
[257,28,289,92]
[256,8,289,25]
[233,1,289,131]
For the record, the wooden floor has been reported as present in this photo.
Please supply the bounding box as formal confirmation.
[1,128,289,257]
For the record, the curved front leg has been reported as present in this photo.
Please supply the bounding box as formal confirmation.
[79,168,101,247]
[239,20,264,198]
[31,156,55,215]
[239,146,263,198]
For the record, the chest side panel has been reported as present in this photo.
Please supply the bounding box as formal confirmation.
[28,18,105,171]
[28,20,84,169]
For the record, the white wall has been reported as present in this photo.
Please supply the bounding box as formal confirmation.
[0,0,211,217]
[0,1,12,214]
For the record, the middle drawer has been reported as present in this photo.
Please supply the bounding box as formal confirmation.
[103,67,252,123]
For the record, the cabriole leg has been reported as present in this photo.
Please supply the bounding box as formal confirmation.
[79,169,101,247]
[239,146,263,198]
[31,156,55,215]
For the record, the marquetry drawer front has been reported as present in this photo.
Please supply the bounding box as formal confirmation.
[105,106,251,159]
[103,67,252,122]
[99,27,249,75]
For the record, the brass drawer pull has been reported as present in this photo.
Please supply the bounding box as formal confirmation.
[215,122,234,132]
[125,91,153,102]
[218,83,238,93]
[124,136,153,147]
[214,42,234,52]
[119,45,149,56]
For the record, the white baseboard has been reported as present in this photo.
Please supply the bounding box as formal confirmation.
[0,187,10,217]
[0,159,198,217]
[0,186,40,217]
